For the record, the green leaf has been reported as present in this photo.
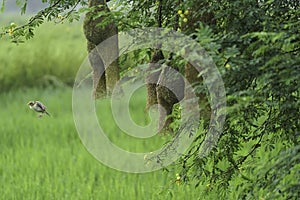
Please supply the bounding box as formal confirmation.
[16,0,27,14]
[0,0,6,13]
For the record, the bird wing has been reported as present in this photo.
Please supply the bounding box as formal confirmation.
[35,101,46,111]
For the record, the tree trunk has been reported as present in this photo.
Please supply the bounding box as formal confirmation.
[146,50,164,110]
[156,66,185,133]
[183,2,215,120]
[83,0,119,99]
[185,63,210,119]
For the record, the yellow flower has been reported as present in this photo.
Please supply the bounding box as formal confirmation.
[8,28,14,36]
[180,14,185,18]
[10,22,17,28]
[57,14,64,19]
[177,10,183,15]
[183,18,188,23]
[184,10,189,15]
[225,63,231,69]
[175,174,181,185]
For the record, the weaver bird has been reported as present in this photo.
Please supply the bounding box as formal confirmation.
[27,101,50,118]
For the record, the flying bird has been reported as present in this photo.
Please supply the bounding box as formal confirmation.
[27,101,50,118]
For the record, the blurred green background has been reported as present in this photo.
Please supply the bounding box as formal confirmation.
[0,15,86,92]
[0,15,206,200]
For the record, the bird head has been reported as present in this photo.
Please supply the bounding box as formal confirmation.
[27,101,35,106]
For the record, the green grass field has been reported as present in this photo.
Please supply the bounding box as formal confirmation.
[0,17,87,92]
[0,17,210,200]
[0,88,211,200]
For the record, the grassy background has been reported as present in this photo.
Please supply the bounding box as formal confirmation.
[0,16,86,92]
[1,16,207,200]
[0,88,210,200]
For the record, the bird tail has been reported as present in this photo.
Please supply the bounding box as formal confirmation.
[45,111,51,116]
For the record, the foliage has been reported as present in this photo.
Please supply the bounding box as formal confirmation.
[191,1,299,199]
[110,0,300,198]
[1,0,299,199]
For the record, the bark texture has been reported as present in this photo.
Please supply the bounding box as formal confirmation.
[83,0,119,98]
[146,50,164,110]
[185,63,211,119]
[183,3,215,120]
[156,66,185,132]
